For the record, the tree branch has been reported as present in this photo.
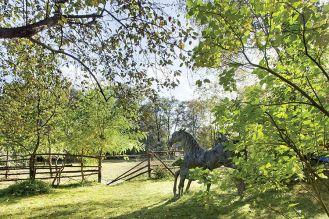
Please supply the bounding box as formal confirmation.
[241,101,314,107]
[305,76,324,108]
[0,15,61,39]
[0,14,102,39]
[282,2,329,82]
[242,52,329,118]
[29,37,110,102]
[301,16,329,82]
[104,9,127,29]
[63,14,102,19]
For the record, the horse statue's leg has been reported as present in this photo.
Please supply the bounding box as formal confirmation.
[185,179,192,193]
[173,170,180,197]
[178,175,185,196]
[178,168,189,196]
[232,176,246,198]
[206,183,211,192]
[236,179,246,198]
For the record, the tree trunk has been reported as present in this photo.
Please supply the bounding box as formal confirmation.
[98,149,102,183]
[48,147,53,177]
[30,96,41,181]
[29,136,40,181]
[29,154,36,180]
[81,149,85,182]
[5,148,9,179]
[52,157,59,186]
[147,152,151,179]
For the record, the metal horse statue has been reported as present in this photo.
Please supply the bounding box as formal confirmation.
[169,129,243,198]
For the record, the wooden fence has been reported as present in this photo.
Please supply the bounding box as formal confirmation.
[0,150,184,185]
[0,153,101,186]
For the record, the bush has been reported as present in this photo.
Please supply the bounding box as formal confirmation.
[2,180,51,196]
[152,166,171,180]
[189,167,213,185]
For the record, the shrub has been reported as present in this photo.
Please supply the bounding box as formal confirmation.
[2,180,51,196]
[189,167,213,185]
[152,166,171,180]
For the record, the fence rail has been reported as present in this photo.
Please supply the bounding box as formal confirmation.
[0,153,101,185]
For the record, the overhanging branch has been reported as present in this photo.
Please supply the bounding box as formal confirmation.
[29,37,110,102]
[0,15,61,39]
[241,49,329,118]
[0,13,102,39]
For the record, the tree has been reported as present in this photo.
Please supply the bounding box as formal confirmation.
[174,99,217,148]
[139,98,177,151]
[0,46,145,181]
[187,0,329,215]
[63,88,145,156]
[139,98,218,150]
[1,0,191,100]
[0,45,70,180]
[187,0,328,117]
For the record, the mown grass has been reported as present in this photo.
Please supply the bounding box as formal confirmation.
[0,178,328,219]
[0,160,328,218]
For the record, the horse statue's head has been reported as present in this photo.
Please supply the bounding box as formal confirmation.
[168,129,187,147]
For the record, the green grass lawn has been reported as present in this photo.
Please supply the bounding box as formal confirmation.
[0,178,328,219]
[0,160,328,218]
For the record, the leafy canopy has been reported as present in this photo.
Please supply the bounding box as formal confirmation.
[1,0,192,99]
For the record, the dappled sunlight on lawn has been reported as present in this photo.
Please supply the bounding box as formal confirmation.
[0,179,328,218]
[0,180,175,218]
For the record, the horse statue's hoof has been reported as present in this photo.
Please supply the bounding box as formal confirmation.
[172,194,180,201]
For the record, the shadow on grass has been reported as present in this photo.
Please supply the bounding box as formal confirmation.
[53,180,96,189]
[1,182,328,219]
[112,189,327,219]
[110,193,256,219]
[1,194,247,219]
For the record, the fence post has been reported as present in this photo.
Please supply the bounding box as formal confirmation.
[147,152,151,179]
[98,155,102,183]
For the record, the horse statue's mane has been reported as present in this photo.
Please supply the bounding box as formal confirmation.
[178,130,204,152]
[172,130,227,154]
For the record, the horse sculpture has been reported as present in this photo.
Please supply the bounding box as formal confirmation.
[169,129,243,198]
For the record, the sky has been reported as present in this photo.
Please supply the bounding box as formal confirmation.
[146,0,201,101]
[148,65,201,101]
[162,74,196,101]
[61,63,200,101]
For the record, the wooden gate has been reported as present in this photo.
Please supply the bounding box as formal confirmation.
[107,151,181,185]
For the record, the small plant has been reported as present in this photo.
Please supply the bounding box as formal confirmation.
[1,180,51,196]
[152,166,171,180]
[189,167,214,186]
